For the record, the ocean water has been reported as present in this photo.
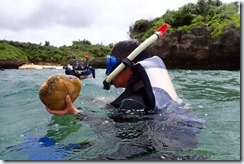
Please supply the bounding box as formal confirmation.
[0,69,240,160]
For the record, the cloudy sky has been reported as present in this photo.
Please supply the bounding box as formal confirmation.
[0,0,239,47]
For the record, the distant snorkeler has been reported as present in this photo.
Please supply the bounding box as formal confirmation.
[64,52,95,79]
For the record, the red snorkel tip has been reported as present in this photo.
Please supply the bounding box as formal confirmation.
[156,23,169,38]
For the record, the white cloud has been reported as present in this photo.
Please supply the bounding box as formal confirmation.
[0,0,239,47]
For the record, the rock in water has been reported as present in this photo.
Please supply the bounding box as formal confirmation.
[39,74,82,110]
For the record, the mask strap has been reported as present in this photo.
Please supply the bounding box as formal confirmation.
[122,58,133,68]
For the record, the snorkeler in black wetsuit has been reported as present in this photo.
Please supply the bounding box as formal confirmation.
[64,54,95,79]
[104,39,179,112]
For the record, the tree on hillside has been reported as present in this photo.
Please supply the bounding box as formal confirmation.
[44,41,50,46]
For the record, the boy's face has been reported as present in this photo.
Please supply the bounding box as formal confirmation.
[112,67,133,88]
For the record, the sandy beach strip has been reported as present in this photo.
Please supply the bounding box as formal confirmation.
[18,64,63,70]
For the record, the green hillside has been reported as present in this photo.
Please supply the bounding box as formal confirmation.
[129,0,240,40]
[0,41,27,60]
[0,40,112,64]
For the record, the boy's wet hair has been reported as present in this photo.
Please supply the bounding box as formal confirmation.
[111,39,152,62]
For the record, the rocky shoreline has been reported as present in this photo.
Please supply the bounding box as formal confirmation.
[150,24,240,70]
[0,24,240,70]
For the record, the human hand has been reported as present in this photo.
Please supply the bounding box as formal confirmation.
[45,95,80,116]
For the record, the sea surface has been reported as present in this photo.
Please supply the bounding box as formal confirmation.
[0,69,240,160]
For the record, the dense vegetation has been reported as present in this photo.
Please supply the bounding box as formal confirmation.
[129,0,240,40]
[0,39,113,64]
[0,0,240,65]
[0,41,28,60]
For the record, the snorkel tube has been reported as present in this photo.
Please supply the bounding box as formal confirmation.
[103,23,169,90]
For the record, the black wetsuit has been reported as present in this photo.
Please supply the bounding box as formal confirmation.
[110,59,172,112]
[65,66,95,79]
[64,59,95,79]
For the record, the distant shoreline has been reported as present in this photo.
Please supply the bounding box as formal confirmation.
[18,64,63,70]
